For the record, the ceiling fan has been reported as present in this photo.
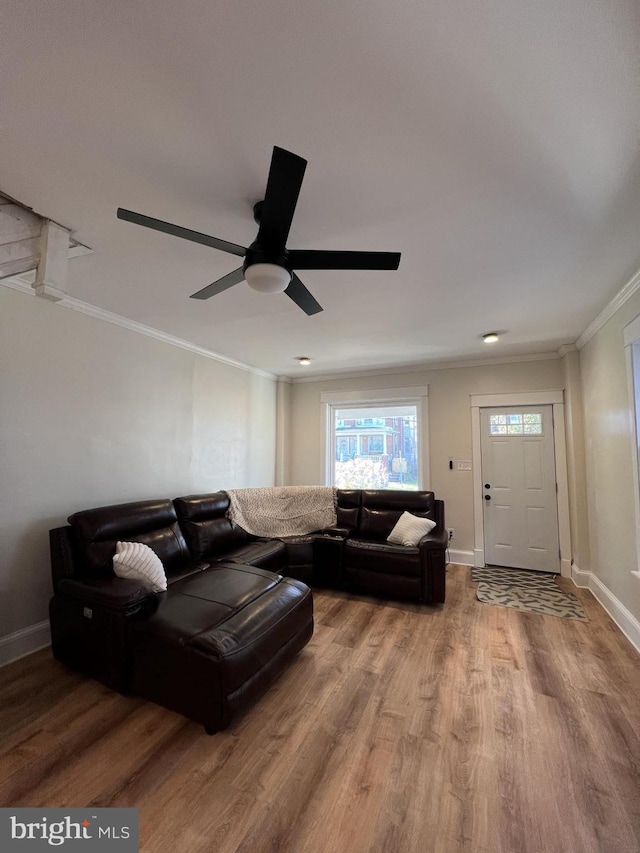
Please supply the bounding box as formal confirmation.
[117,146,401,315]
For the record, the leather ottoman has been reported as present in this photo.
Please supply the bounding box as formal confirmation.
[131,563,313,733]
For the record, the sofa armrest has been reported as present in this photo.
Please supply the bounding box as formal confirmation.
[418,529,447,604]
[56,577,157,612]
[50,526,81,589]
[319,526,351,538]
[418,528,449,550]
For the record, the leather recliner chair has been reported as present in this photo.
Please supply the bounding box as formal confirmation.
[337,489,447,603]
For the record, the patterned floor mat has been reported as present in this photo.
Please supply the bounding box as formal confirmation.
[471,567,587,620]
[471,566,557,588]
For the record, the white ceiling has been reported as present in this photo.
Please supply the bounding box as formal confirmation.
[2,1,640,378]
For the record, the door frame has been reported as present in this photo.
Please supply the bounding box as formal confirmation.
[470,390,572,577]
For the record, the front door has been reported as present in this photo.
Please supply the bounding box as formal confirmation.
[481,405,560,573]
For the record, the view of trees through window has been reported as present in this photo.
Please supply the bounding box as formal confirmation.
[332,404,419,489]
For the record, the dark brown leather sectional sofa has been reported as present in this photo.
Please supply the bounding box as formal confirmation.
[49,488,447,733]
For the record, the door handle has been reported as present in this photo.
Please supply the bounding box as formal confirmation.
[484,494,491,501]
[484,483,491,489]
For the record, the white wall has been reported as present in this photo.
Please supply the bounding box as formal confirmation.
[561,348,591,572]
[0,286,277,652]
[288,357,564,557]
[579,288,640,626]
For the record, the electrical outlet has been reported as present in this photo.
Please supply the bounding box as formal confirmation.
[447,528,455,540]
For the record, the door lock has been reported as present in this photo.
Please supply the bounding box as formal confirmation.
[484,494,491,500]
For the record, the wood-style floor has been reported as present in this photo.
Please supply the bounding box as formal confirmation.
[1,565,639,853]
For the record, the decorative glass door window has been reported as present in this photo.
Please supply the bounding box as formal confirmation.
[489,412,543,435]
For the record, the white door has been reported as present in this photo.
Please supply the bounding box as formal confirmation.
[481,405,560,573]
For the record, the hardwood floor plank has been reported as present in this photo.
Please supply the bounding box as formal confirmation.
[1,564,638,852]
[0,649,84,736]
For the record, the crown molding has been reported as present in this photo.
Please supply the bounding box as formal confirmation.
[289,351,561,384]
[0,273,278,381]
[17,253,638,381]
[576,264,640,350]
[558,343,578,357]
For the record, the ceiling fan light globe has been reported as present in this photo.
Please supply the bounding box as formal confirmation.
[245,263,291,293]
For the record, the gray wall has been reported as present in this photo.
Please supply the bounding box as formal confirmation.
[0,286,277,645]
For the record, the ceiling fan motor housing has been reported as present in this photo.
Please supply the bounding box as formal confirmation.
[243,243,292,292]
[244,244,290,272]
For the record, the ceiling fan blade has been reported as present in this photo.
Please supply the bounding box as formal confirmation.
[284,273,323,315]
[117,208,246,257]
[256,147,307,250]
[288,249,401,271]
[190,267,245,300]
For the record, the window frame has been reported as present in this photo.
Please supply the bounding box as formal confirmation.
[320,386,429,489]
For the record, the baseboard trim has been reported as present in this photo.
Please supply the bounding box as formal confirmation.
[449,548,474,566]
[0,621,51,667]
[571,564,640,654]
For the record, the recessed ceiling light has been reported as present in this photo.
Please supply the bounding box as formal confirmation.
[483,332,499,344]
[297,356,311,365]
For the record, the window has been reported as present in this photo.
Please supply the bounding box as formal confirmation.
[331,403,419,489]
[489,412,543,435]
[321,386,429,490]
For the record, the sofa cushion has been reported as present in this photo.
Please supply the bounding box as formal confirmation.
[220,539,287,572]
[359,508,403,540]
[112,541,167,592]
[69,499,191,576]
[189,578,313,696]
[336,489,361,529]
[137,594,234,645]
[139,564,281,645]
[358,490,435,540]
[387,512,437,546]
[173,492,249,561]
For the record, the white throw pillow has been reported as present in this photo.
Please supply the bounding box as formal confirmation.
[387,511,436,546]
[112,541,167,592]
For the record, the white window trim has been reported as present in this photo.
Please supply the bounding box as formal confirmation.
[470,390,572,578]
[320,386,429,488]
[623,313,640,579]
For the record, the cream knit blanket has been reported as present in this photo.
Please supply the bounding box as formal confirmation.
[226,486,337,538]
